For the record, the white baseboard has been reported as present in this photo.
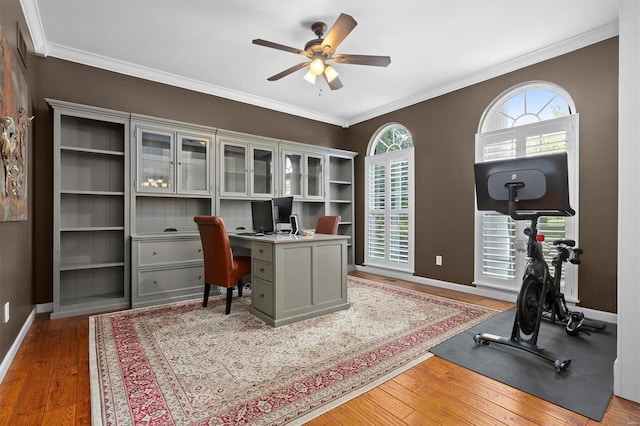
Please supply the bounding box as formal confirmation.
[36,302,53,314]
[0,307,36,384]
[354,265,617,324]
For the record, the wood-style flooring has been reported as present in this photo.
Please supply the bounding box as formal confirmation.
[0,271,638,425]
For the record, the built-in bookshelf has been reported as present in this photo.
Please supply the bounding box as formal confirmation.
[50,100,359,315]
[49,99,131,318]
[328,153,356,265]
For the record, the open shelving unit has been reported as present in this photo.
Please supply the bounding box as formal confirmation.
[49,99,131,318]
[328,153,356,265]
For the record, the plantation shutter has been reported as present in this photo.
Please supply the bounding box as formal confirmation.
[365,148,414,272]
[389,159,410,264]
[367,163,386,262]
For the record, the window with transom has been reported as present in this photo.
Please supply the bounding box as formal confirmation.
[475,81,579,300]
[365,124,415,272]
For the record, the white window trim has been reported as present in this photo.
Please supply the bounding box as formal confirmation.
[475,107,580,303]
[364,124,415,274]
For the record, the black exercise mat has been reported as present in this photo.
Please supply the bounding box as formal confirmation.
[430,307,616,421]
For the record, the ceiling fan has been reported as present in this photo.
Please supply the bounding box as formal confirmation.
[252,13,391,90]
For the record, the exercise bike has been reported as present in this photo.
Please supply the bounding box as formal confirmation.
[473,181,606,372]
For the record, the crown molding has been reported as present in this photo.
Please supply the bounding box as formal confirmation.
[20,0,47,55]
[345,21,619,127]
[44,42,349,127]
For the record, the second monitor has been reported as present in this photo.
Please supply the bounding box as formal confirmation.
[273,196,294,225]
[250,196,295,234]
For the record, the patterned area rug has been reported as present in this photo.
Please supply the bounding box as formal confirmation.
[89,276,497,425]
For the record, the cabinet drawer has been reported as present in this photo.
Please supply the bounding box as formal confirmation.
[137,266,204,297]
[138,239,203,265]
[252,278,273,316]
[253,259,273,282]
[253,242,273,263]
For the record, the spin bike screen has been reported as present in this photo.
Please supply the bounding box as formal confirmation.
[474,152,574,216]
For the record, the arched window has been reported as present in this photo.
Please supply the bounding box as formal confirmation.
[365,124,415,272]
[475,81,579,300]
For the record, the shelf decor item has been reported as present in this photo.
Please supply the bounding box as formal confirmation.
[0,26,31,222]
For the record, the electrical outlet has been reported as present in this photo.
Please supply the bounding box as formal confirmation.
[435,255,443,266]
[3,302,9,323]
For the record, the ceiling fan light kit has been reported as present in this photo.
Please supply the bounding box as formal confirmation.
[253,13,391,90]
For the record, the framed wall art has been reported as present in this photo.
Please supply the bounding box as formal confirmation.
[0,24,31,222]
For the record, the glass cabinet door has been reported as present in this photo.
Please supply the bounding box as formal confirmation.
[223,143,247,194]
[178,135,209,193]
[138,129,174,192]
[283,152,303,197]
[251,147,274,196]
[306,154,324,198]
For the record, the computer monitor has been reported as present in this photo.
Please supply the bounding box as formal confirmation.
[474,152,574,218]
[272,196,294,224]
[251,200,275,233]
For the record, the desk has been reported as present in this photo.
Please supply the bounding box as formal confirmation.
[229,233,350,327]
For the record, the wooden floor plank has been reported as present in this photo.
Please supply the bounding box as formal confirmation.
[1,271,638,425]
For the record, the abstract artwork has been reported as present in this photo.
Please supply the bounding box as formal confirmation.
[0,25,31,221]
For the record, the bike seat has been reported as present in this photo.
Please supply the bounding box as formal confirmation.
[553,239,575,247]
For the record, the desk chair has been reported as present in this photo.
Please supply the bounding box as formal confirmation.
[315,215,341,235]
[194,216,251,314]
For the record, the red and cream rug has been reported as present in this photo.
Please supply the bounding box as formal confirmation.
[90,276,497,425]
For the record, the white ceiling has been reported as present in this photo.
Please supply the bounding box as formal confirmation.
[21,0,620,127]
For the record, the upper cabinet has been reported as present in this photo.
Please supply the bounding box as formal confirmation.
[133,116,213,195]
[218,130,277,199]
[280,142,326,201]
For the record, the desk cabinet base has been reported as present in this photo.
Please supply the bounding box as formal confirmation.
[248,236,349,327]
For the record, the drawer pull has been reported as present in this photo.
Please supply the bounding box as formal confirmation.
[153,280,158,284]
[260,268,265,272]
[258,249,263,253]
[198,249,202,252]
[259,293,264,298]
[153,251,158,255]
[198,276,202,280]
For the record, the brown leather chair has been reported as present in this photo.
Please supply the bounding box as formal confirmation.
[194,216,251,314]
[315,215,341,235]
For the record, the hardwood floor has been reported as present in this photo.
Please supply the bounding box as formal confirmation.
[0,271,638,425]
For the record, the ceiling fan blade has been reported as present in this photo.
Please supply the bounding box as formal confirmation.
[267,62,309,81]
[321,13,357,54]
[323,73,343,90]
[253,39,312,58]
[333,54,391,67]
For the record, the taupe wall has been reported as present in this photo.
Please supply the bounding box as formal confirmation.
[0,4,37,362]
[33,57,348,303]
[347,38,619,313]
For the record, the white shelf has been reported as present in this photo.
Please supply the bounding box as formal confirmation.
[61,226,125,232]
[60,261,126,271]
[61,145,125,157]
[61,190,125,196]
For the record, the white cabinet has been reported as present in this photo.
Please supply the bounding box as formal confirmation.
[218,130,277,198]
[48,99,131,318]
[133,116,212,195]
[280,144,326,201]
[131,115,216,235]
